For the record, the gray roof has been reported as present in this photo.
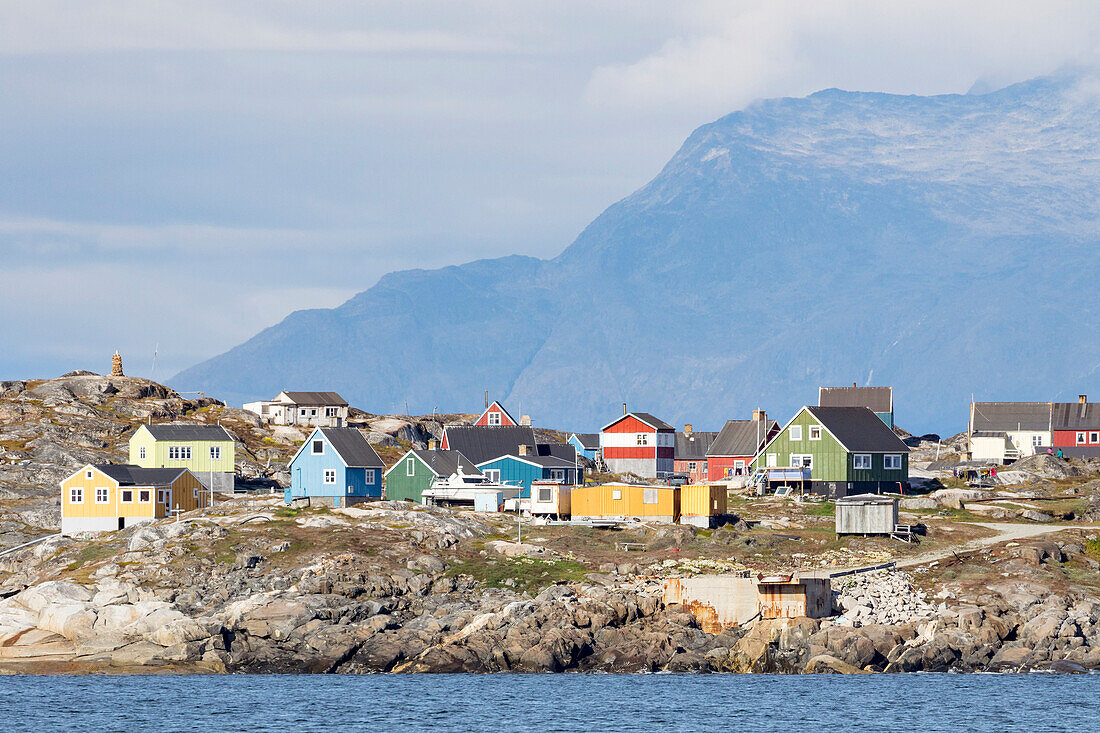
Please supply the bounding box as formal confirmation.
[819,386,893,413]
[317,428,383,468]
[283,391,348,406]
[805,406,910,453]
[571,433,600,450]
[708,419,778,457]
[409,449,482,477]
[94,464,188,487]
[675,431,719,460]
[442,425,537,465]
[482,453,576,469]
[1051,401,1100,430]
[538,442,578,461]
[971,402,1051,432]
[970,431,1007,438]
[601,412,675,432]
[144,424,233,442]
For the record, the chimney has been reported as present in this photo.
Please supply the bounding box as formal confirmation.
[753,409,766,422]
[428,439,438,451]
[520,415,531,426]
[852,381,857,388]
[684,424,693,436]
[485,390,489,409]
[622,402,627,416]
[1080,395,1088,404]
[111,350,124,377]
[518,444,528,456]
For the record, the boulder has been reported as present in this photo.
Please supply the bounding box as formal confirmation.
[147,617,222,647]
[805,654,868,674]
[899,497,939,510]
[37,603,98,641]
[16,581,93,612]
[929,488,990,510]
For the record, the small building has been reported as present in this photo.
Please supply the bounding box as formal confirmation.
[835,494,899,536]
[383,449,480,504]
[474,400,518,427]
[286,427,383,507]
[476,450,580,497]
[664,575,832,632]
[61,464,206,535]
[819,385,894,428]
[600,412,675,478]
[673,425,719,483]
[572,483,679,523]
[243,391,349,428]
[752,406,910,498]
[680,484,727,528]
[529,480,572,520]
[567,433,601,462]
[706,411,779,481]
[1051,396,1100,457]
[969,401,1052,463]
[129,423,236,493]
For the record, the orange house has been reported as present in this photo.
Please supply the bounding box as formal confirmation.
[61,464,207,535]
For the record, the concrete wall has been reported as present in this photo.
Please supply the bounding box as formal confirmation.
[663,574,832,632]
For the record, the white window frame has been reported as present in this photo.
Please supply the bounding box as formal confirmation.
[1031,435,1043,447]
[809,426,822,441]
[854,454,872,470]
[791,454,813,469]
[139,490,151,503]
[312,440,324,455]
[612,489,622,500]
[734,459,745,475]
[69,487,83,504]
[406,457,415,477]
[138,446,147,460]
[884,454,902,470]
[766,453,777,467]
[121,489,134,503]
[156,488,171,504]
[484,469,501,483]
[1091,432,1100,444]
[210,446,221,460]
[1078,432,1087,445]
[789,425,802,441]
[168,446,192,460]
[487,411,502,426]
[347,485,353,494]
[85,470,93,479]
[323,469,336,484]
[538,487,552,502]
[643,488,658,504]
[636,433,650,446]
[325,407,338,418]
[365,469,376,484]
[95,487,109,504]
[550,468,565,482]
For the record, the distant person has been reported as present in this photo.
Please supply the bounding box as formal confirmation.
[1057,449,1065,459]
[1047,447,1054,455]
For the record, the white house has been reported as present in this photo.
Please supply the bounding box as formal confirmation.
[243,391,349,428]
[968,402,1052,463]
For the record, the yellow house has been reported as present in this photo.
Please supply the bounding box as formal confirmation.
[129,423,236,493]
[61,464,207,535]
[571,483,679,523]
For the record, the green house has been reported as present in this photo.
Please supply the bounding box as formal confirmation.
[129,424,236,493]
[384,449,480,503]
[752,406,909,498]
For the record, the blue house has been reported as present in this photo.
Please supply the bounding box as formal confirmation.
[476,452,580,498]
[286,427,383,507]
[567,433,600,462]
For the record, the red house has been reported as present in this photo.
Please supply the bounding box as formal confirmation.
[600,412,675,479]
[474,400,518,427]
[706,411,779,480]
[1051,396,1100,455]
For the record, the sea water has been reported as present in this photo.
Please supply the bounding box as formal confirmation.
[1,673,1097,732]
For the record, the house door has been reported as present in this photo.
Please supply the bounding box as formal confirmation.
[118,517,125,530]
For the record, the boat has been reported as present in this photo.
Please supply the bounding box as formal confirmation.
[421,465,522,510]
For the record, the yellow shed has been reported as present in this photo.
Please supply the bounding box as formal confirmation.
[571,483,679,523]
[680,484,727,528]
[61,464,207,535]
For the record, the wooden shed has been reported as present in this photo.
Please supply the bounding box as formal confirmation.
[679,484,726,528]
[835,493,898,536]
[571,483,678,523]
[529,480,571,519]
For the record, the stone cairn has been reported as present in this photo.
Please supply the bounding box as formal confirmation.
[111,351,124,377]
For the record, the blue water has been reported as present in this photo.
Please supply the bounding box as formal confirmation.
[1,674,1097,732]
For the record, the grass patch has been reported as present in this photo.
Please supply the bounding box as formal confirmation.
[64,541,116,572]
[274,507,301,518]
[801,501,835,517]
[445,556,590,594]
[1085,538,1100,562]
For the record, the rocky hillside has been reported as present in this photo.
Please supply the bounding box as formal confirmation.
[174,69,1100,433]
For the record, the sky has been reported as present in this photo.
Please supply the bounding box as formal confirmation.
[3,1,1100,381]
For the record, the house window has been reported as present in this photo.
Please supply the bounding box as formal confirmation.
[210,446,221,460]
[487,412,501,426]
[312,440,324,454]
[138,446,147,460]
[347,486,354,494]
[636,433,649,446]
[168,446,192,460]
[538,487,552,502]
[85,470,93,479]
[324,470,336,484]
[766,454,777,467]
[406,457,415,477]
[1032,435,1043,447]
[310,409,317,417]
[1091,432,1100,444]
[157,489,171,504]
[139,490,151,502]
[612,489,622,500]
[688,461,697,472]
[884,454,902,470]
[95,488,109,503]
[325,407,338,418]
[791,454,813,469]
[69,488,83,503]
[854,454,872,470]
[1078,432,1087,445]
[365,469,376,484]
[121,490,133,503]
[484,469,501,483]
[789,425,803,441]
[809,426,822,441]
[643,488,658,504]
[550,469,565,482]
[734,460,745,475]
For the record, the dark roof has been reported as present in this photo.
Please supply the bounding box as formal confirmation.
[482,453,576,468]
[144,423,234,442]
[601,412,675,432]
[819,386,893,413]
[537,443,578,460]
[971,402,1050,432]
[442,425,537,465]
[94,464,188,487]
[409,450,481,477]
[805,406,910,453]
[570,433,600,450]
[1051,401,1100,430]
[317,428,383,468]
[675,431,719,459]
[708,419,779,457]
[282,391,348,406]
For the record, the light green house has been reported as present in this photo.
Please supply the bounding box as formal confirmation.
[752,406,909,498]
[383,449,480,503]
[129,423,236,493]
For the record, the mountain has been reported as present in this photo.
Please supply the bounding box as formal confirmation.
[173,70,1100,434]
